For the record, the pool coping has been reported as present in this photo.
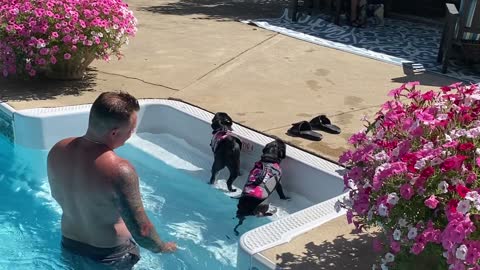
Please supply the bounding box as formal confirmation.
[1,99,348,269]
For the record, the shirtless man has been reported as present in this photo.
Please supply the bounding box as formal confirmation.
[47,92,176,269]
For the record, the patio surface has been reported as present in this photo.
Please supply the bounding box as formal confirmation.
[0,0,460,268]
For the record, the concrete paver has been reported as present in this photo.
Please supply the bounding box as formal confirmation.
[175,34,456,160]
[261,216,379,270]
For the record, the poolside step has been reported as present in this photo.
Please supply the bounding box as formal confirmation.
[240,193,347,255]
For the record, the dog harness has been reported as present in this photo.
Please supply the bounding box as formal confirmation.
[210,130,241,152]
[242,162,282,200]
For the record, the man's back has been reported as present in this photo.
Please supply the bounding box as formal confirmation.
[48,137,132,248]
[47,92,175,269]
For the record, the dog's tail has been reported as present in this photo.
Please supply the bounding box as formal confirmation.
[233,216,245,236]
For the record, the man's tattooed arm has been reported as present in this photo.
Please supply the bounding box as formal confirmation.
[113,160,175,253]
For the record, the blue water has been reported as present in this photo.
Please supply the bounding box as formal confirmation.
[0,134,270,270]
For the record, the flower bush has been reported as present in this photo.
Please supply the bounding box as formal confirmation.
[0,0,137,78]
[338,82,480,270]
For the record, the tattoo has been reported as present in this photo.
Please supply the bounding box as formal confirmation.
[114,161,164,253]
[140,222,154,237]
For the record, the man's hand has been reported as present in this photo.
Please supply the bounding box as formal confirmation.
[160,242,177,253]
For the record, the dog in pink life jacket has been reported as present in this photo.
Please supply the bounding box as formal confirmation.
[234,138,289,235]
[209,112,243,192]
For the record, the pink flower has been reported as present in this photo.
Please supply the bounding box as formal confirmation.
[390,240,401,253]
[421,90,435,101]
[348,131,367,145]
[37,58,47,66]
[400,184,414,200]
[50,56,57,64]
[466,173,477,184]
[63,53,71,60]
[458,142,475,152]
[420,166,434,179]
[448,199,459,214]
[443,141,458,148]
[388,86,404,97]
[51,46,59,54]
[457,185,471,199]
[339,150,352,164]
[425,195,439,209]
[442,155,467,172]
[346,210,353,224]
[62,35,72,43]
[416,110,435,123]
[410,126,424,137]
[410,242,425,255]
[406,81,420,89]
[373,239,383,252]
[51,32,59,38]
[373,162,407,190]
[39,48,49,55]
[346,167,363,181]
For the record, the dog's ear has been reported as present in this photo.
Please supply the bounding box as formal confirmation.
[212,112,221,123]
[212,112,223,130]
[211,113,221,130]
[275,138,287,159]
[211,120,220,130]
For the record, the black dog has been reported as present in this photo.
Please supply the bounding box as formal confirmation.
[209,112,242,192]
[234,138,289,235]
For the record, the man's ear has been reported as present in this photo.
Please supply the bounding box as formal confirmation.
[111,128,119,136]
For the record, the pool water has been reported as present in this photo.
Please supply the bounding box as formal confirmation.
[0,133,277,270]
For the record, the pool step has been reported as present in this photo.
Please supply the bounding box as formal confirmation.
[239,193,347,255]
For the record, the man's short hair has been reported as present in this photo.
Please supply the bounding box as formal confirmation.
[89,91,140,131]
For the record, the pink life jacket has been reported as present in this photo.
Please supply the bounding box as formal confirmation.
[242,162,282,200]
[210,130,242,152]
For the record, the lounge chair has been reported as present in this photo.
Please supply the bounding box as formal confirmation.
[437,0,480,73]
[289,0,341,23]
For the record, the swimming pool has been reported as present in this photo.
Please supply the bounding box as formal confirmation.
[0,99,347,269]
[0,131,276,269]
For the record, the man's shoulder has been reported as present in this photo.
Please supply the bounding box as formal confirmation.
[54,137,76,147]
[48,137,77,158]
[99,154,135,179]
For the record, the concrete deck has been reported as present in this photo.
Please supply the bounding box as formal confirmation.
[261,216,379,269]
[0,0,459,268]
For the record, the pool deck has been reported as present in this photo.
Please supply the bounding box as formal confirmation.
[0,0,459,268]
